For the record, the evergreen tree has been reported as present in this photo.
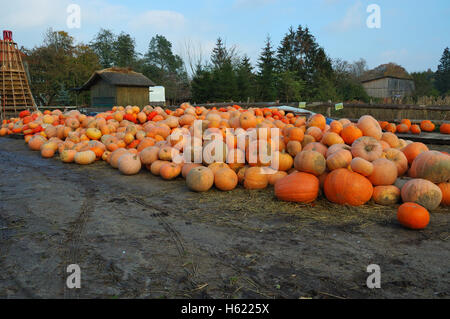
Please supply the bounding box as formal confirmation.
[435,47,450,95]
[209,38,238,101]
[191,64,213,103]
[257,36,277,101]
[236,56,255,101]
[411,70,439,97]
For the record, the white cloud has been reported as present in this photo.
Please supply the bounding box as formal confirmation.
[129,10,186,31]
[325,1,364,33]
[233,0,278,9]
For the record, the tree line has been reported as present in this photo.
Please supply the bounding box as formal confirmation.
[22,27,450,106]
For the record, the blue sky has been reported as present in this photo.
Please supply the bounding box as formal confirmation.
[1,0,449,72]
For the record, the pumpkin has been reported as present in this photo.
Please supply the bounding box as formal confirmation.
[74,150,96,165]
[237,166,248,184]
[268,170,288,185]
[286,140,302,157]
[274,172,319,203]
[420,120,435,132]
[381,132,399,148]
[272,152,294,171]
[118,153,142,175]
[368,158,398,186]
[139,146,160,165]
[158,146,179,162]
[401,178,443,210]
[294,150,326,176]
[214,168,238,191]
[372,185,401,205]
[301,134,315,148]
[182,163,202,178]
[286,127,304,142]
[110,148,129,168]
[321,132,344,146]
[326,144,351,158]
[226,148,246,172]
[440,123,450,134]
[86,128,102,140]
[307,114,326,130]
[150,160,170,176]
[208,162,230,175]
[324,168,373,206]
[410,124,421,134]
[351,136,383,161]
[438,182,450,205]
[383,148,408,176]
[397,203,430,230]
[401,142,429,165]
[357,115,382,140]
[160,163,181,180]
[409,151,450,183]
[239,111,257,129]
[186,166,215,192]
[28,135,46,151]
[329,120,343,134]
[326,149,352,171]
[305,127,323,142]
[396,124,409,133]
[60,149,77,163]
[41,143,56,158]
[302,142,328,157]
[243,167,268,189]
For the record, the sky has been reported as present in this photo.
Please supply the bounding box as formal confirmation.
[1,0,449,73]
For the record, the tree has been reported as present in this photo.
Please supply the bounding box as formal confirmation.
[435,47,450,95]
[90,29,116,68]
[25,29,100,106]
[333,58,369,102]
[191,64,213,103]
[236,56,256,102]
[277,71,305,102]
[257,36,277,101]
[411,70,439,97]
[145,35,184,74]
[113,32,137,68]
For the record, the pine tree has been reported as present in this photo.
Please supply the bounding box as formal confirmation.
[435,47,450,95]
[236,56,255,101]
[90,29,116,68]
[257,36,277,101]
[113,32,137,68]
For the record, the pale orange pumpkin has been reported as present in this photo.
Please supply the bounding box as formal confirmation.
[243,167,268,189]
[118,153,142,175]
[401,178,443,210]
[186,166,215,192]
[110,148,129,168]
[74,150,96,165]
[350,157,374,177]
[139,146,160,165]
[294,150,326,176]
[372,185,401,205]
[357,115,382,140]
[149,160,170,176]
[160,163,182,180]
[326,149,352,171]
[383,148,408,176]
[214,168,238,191]
[368,158,398,186]
[351,136,383,162]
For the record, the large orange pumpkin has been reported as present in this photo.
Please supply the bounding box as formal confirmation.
[401,178,443,210]
[340,125,363,145]
[160,163,182,180]
[307,114,326,131]
[324,168,373,206]
[397,203,430,230]
[274,172,319,203]
[351,136,383,162]
[243,167,268,189]
[294,150,326,176]
[409,151,450,183]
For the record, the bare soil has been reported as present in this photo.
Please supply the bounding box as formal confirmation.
[0,137,449,299]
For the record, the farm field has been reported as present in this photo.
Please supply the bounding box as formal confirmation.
[0,136,448,299]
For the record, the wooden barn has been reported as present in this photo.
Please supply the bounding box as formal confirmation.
[361,63,415,99]
[77,68,156,107]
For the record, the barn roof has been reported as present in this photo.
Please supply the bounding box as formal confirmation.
[77,68,156,91]
[361,63,413,83]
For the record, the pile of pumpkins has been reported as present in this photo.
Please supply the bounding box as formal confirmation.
[380,119,450,135]
[1,104,449,230]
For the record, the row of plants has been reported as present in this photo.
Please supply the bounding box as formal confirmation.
[1,104,449,231]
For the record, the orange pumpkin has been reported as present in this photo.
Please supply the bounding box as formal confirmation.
[326,149,352,171]
[381,132,399,148]
[307,114,326,131]
[324,168,373,206]
[321,132,344,146]
[268,170,288,185]
[208,162,230,175]
[243,167,268,189]
[397,203,430,230]
[357,115,382,140]
[239,111,257,129]
[74,150,96,165]
[302,142,328,157]
[440,123,450,134]
[214,168,238,191]
[396,124,409,133]
[340,125,363,145]
[368,158,398,186]
[410,124,421,134]
[351,136,383,162]
[286,140,302,157]
[274,172,319,203]
[401,142,429,165]
[272,152,293,171]
[350,157,374,177]
[401,178,443,210]
[160,163,182,180]
[383,148,408,176]
[294,150,326,176]
[438,182,450,206]
[150,160,170,176]
[372,185,401,205]
[186,166,215,192]
[326,144,351,158]
[305,126,323,142]
[139,146,160,165]
[110,148,129,168]
[420,120,435,132]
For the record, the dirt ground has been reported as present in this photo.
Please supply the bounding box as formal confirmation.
[0,137,449,299]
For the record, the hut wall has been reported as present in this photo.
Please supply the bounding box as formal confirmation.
[362,78,415,99]
[362,78,390,98]
[116,87,149,106]
[90,81,116,107]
